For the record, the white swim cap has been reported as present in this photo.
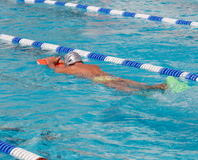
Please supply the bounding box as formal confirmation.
[64,51,83,67]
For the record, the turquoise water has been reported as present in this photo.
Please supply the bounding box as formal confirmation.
[0,0,198,159]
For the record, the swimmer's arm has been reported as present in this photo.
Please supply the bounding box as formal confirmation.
[47,62,57,70]
[45,56,78,74]
[46,62,73,74]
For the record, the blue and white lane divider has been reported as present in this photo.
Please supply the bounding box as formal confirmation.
[18,0,198,27]
[0,33,197,82]
[0,140,47,160]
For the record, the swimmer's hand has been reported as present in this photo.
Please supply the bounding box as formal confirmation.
[46,56,61,65]
[46,56,63,70]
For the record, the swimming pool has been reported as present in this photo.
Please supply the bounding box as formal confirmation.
[0,0,198,159]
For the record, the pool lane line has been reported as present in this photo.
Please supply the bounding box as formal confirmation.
[0,33,197,82]
[17,0,198,27]
[0,140,48,160]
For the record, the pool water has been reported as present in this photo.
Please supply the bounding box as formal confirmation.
[0,0,198,159]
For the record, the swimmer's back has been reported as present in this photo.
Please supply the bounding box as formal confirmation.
[55,62,109,78]
[69,63,108,77]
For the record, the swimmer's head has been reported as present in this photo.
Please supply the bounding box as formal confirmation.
[64,51,83,67]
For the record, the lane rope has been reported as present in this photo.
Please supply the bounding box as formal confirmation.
[0,33,197,82]
[0,140,47,160]
[17,0,198,27]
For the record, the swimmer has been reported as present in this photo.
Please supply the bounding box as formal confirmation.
[45,51,168,92]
